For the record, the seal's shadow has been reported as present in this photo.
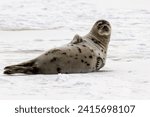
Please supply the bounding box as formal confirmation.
[94,70,114,73]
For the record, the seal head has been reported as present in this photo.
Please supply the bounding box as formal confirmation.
[89,19,111,48]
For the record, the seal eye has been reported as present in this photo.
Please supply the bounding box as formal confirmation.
[98,22,103,25]
[97,20,110,26]
[97,22,103,29]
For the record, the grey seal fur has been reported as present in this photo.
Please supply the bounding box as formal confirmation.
[4,20,111,74]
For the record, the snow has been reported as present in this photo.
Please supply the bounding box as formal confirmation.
[0,0,150,99]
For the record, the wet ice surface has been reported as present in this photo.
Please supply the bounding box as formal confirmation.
[0,0,150,99]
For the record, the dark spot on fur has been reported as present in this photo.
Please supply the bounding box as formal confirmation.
[50,57,57,62]
[77,47,82,53]
[98,53,100,55]
[76,54,78,56]
[51,49,61,53]
[97,57,101,60]
[71,44,74,46]
[75,57,78,59]
[90,49,94,52]
[95,41,99,44]
[84,56,87,58]
[57,67,61,73]
[104,51,106,54]
[91,38,102,45]
[82,45,86,47]
[89,55,93,59]
[81,59,84,63]
[87,63,90,66]
[101,49,104,52]
[70,55,73,57]
[62,52,67,55]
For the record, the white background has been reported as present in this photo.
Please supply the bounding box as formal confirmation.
[0,100,150,117]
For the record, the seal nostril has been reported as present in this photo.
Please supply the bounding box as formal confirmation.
[102,26,109,32]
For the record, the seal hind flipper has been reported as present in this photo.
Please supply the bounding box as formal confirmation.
[4,59,39,74]
[4,59,36,70]
[4,66,39,74]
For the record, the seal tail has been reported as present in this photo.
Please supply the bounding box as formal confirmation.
[3,59,39,74]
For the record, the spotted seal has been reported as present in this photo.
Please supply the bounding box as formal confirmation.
[4,20,111,74]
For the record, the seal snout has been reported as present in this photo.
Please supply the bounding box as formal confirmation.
[101,25,109,32]
[98,24,111,36]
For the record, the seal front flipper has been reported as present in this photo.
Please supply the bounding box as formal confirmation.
[70,34,83,44]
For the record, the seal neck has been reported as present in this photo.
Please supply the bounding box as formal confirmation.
[87,32,110,48]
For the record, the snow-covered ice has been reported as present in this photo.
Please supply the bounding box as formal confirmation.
[0,0,150,99]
